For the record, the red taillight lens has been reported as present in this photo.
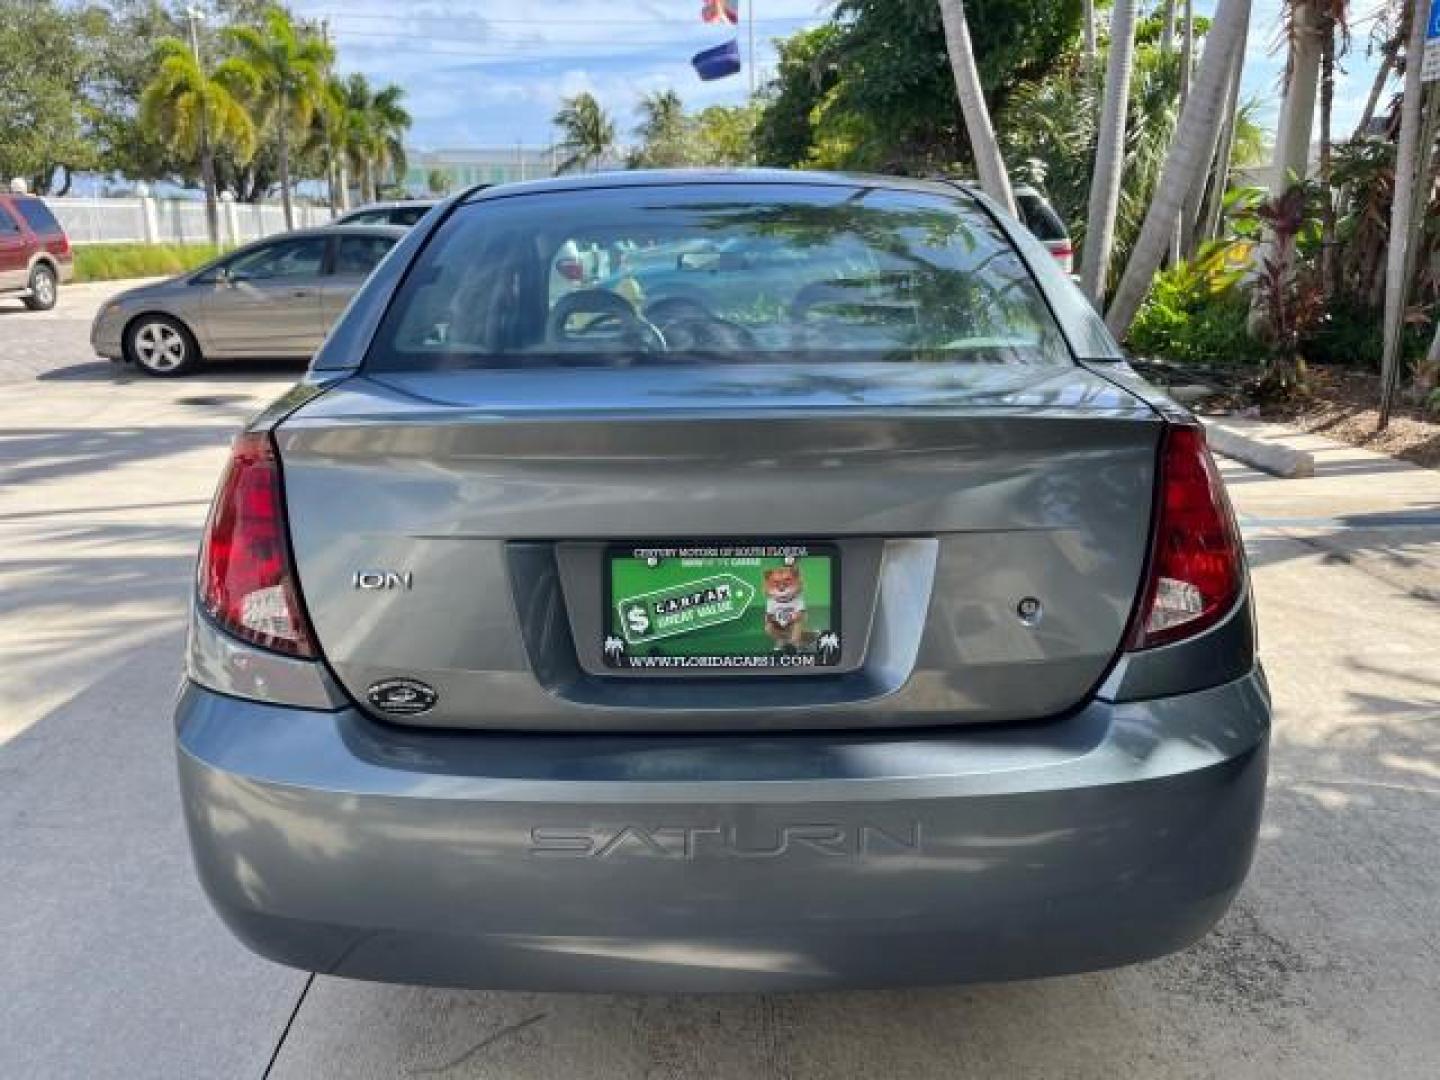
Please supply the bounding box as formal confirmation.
[198,432,315,657]
[1129,425,1243,650]
[557,257,584,282]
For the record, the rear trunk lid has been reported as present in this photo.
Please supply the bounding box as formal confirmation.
[277,362,1160,731]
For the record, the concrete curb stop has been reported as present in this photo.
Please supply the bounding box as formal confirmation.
[1202,419,1316,479]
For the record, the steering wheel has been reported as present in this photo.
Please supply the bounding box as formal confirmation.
[644,296,759,352]
[547,289,666,353]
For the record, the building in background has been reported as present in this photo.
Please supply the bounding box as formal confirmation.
[404,147,558,193]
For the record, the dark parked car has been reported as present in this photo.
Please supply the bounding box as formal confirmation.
[1014,184,1074,273]
[0,193,74,310]
[335,199,440,228]
[177,170,1267,993]
[91,224,404,375]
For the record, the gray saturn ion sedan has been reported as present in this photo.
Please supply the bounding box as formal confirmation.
[177,170,1269,993]
[91,223,405,376]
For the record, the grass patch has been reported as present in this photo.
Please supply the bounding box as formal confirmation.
[73,242,222,283]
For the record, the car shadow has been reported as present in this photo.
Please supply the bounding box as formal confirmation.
[36,357,307,383]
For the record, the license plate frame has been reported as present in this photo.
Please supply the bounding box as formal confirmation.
[602,542,843,673]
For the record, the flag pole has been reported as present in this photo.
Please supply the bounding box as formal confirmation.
[747,0,756,99]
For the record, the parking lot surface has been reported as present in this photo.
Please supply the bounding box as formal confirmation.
[1,283,1437,1078]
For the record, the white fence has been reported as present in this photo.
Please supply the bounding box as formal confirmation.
[44,194,335,247]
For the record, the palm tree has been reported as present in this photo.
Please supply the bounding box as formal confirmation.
[1080,0,1139,303]
[936,0,1015,215]
[1316,1,1349,301]
[1106,0,1254,335]
[225,7,334,229]
[553,93,616,173]
[338,74,411,202]
[633,90,692,167]
[139,37,256,245]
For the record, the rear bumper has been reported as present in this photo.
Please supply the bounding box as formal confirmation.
[176,672,1269,992]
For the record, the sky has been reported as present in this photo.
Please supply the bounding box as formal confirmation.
[287,0,1399,154]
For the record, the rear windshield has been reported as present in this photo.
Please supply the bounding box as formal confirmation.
[14,197,62,235]
[367,183,1071,372]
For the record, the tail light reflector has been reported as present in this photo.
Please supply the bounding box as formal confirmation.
[1129,425,1243,650]
[198,432,315,657]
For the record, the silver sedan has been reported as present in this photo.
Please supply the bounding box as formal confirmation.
[90,223,405,375]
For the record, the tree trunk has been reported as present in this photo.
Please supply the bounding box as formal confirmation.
[338,158,351,211]
[1170,0,1196,263]
[1161,0,1177,53]
[364,157,376,204]
[1378,3,1432,428]
[1354,38,1397,139]
[1082,0,1097,68]
[1318,11,1337,302]
[1197,21,1248,247]
[1080,0,1140,303]
[278,88,294,230]
[1106,0,1253,337]
[1270,0,1322,193]
[937,0,1016,216]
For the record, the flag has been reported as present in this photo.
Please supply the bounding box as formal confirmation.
[701,0,739,25]
[691,38,741,81]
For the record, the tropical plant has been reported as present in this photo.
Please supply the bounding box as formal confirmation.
[1128,240,1253,365]
[552,92,615,173]
[1250,184,1324,394]
[224,5,334,228]
[139,37,257,245]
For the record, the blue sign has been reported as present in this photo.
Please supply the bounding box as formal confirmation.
[1430,0,1440,40]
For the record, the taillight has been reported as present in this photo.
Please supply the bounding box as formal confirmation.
[556,257,584,283]
[198,431,315,657]
[1129,424,1243,650]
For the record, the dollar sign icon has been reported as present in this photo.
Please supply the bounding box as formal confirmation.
[625,604,651,637]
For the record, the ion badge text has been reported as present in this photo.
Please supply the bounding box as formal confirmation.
[354,570,413,590]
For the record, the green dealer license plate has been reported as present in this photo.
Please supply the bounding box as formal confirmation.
[604,543,841,671]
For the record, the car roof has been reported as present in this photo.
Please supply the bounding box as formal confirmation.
[463,168,975,204]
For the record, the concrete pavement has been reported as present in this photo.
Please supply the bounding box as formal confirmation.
[1,281,1437,1078]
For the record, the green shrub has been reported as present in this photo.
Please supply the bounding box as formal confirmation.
[1300,299,1430,371]
[73,243,222,283]
[1127,241,1255,365]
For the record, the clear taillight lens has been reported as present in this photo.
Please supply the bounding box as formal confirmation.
[1129,424,1243,650]
[198,432,315,657]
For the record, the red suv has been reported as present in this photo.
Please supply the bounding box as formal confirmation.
[0,193,74,310]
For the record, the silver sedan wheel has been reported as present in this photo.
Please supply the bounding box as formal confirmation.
[132,321,190,374]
